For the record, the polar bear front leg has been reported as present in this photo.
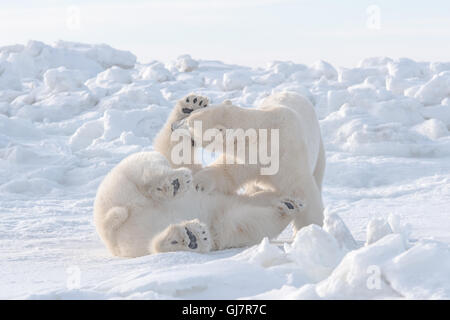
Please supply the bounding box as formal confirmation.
[150,219,212,253]
[153,93,210,171]
[145,167,193,201]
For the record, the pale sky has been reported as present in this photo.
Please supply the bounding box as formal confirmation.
[1,0,449,68]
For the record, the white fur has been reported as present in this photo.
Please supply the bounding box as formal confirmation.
[153,93,209,173]
[94,151,304,257]
[184,92,326,232]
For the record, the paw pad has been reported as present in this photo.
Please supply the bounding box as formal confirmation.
[277,198,304,217]
[171,178,180,196]
[283,201,295,210]
[185,227,198,249]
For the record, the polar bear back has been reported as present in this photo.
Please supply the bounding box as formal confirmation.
[94,152,175,256]
[260,91,321,174]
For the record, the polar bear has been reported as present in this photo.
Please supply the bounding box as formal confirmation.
[179,92,326,232]
[94,151,304,257]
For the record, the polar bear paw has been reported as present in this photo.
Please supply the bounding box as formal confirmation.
[179,94,209,115]
[171,94,210,132]
[275,198,304,218]
[182,220,212,252]
[152,219,212,253]
[150,168,192,200]
[177,93,209,119]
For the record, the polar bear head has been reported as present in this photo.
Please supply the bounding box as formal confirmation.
[183,102,254,149]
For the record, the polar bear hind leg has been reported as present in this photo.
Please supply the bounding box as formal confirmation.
[151,219,212,253]
[313,137,326,192]
[291,175,324,232]
[102,206,129,256]
[211,197,304,250]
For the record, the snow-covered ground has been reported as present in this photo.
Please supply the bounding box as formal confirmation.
[1,41,449,299]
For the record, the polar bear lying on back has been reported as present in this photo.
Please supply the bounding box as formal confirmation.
[94,93,305,258]
[94,151,304,257]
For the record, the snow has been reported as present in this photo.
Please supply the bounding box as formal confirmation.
[414,72,450,106]
[1,41,449,300]
[222,71,252,91]
[285,225,345,282]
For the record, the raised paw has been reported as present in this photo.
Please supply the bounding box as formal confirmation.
[152,219,212,253]
[178,94,209,116]
[275,198,305,218]
[150,168,192,200]
[170,168,193,196]
[184,220,212,252]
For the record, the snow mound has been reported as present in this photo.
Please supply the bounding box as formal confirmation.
[285,225,345,282]
[139,62,173,82]
[20,216,450,300]
[169,54,199,73]
[43,67,87,93]
[222,71,252,91]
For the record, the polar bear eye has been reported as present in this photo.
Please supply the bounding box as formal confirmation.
[171,240,178,245]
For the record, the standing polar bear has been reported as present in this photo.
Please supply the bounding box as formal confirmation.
[177,92,326,232]
[94,151,304,257]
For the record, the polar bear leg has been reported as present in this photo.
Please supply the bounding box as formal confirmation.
[246,190,283,205]
[150,219,212,253]
[193,157,257,194]
[292,175,324,232]
[102,206,129,256]
[313,138,326,192]
[212,197,304,250]
[153,94,209,172]
[193,165,237,194]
